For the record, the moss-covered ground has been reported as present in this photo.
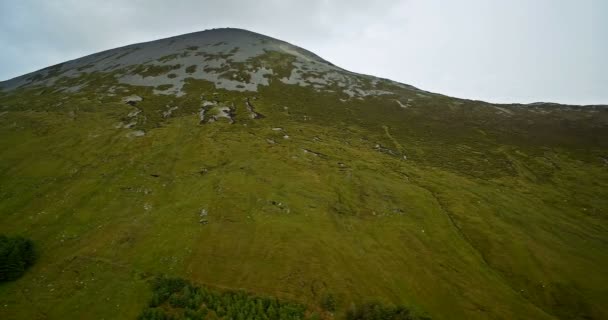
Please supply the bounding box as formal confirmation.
[0,72,606,320]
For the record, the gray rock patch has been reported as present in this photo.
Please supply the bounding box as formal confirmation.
[126,130,145,138]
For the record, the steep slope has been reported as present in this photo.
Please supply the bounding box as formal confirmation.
[0,28,607,320]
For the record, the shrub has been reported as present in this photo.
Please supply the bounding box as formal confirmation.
[140,276,430,320]
[346,302,428,320]
[0,235,36,282]
[321,293,337,311]
[140,276,310,319]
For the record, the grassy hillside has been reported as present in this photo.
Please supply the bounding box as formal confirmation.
[0,43,607,320]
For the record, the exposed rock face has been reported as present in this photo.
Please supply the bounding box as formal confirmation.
[198,99,236,124]
[0,28,416,99]
[245,98,264,119]
[162,105,178,118]
[122,95,143,106]
[126,130,145,138]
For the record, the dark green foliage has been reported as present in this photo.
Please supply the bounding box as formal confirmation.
[346,303,429,320]
[320,293,337,312]
[0,235,36,282]
[156,84,174,91]
[140,277,428,320]
[158,53,189,63]
[139,276,309,320]
[185,65,197,74]
[138,307,175,320]
[131,64,182,77]
[246,51,296,78]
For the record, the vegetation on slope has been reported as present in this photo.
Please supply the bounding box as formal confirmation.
[0,235,36,282]
[139,276,428,320]
[140,276,310,320]
[0,46,606,320]
[345,303,430,320]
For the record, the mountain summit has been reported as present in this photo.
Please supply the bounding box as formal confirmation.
[1,28,414,98]
[0,29,607,320]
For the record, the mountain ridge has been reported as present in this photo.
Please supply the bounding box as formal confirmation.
[2,27,605,107]
[0,27,422,100]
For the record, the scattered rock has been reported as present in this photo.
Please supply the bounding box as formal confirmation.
[198,107,206,124]
[123,121,137,129]
[202,100,215,107]
[302,148,327,158]
[245,98,264,119]
[162,105,178,118]
[220,106,236,123]
[199,99,235,124]
[126,130,145,138]
[199,208,209,224]
[374,144,397,156]
[266,139,276,144]
[270,200,290,213]
[392,208,405,215]
[122,95,143,106]
[394,99,410,109]
[209,105,235,123]
[127,108,141,117]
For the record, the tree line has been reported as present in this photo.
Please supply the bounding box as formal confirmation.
[345,302,431,320]
[139,276,310,320]
[139,276,431,320]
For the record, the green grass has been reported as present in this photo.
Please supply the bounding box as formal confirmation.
[0,67,606,320]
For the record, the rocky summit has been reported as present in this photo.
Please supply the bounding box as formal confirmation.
[0,28,407,97]
[0,28,607,320]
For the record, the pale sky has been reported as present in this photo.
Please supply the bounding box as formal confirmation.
[1,0,606,105]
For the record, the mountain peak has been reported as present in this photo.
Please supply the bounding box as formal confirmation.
[1,27,408,98]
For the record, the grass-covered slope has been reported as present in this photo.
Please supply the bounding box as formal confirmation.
[0,29,607,320]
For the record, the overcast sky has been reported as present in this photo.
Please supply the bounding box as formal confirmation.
[1,0,606,104]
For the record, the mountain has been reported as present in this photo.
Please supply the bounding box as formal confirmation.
[0,28,606,320]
